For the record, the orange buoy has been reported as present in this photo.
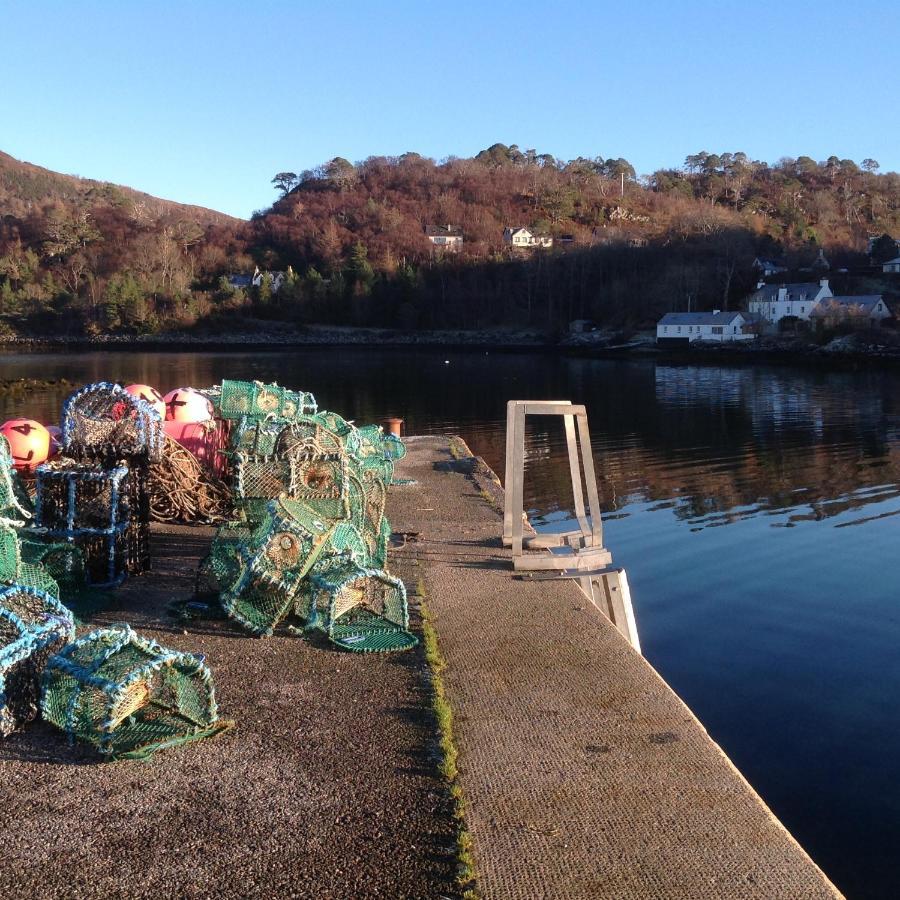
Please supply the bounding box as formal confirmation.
[0,419,51,471]
[162,388,213,423]
[124,384,166,419]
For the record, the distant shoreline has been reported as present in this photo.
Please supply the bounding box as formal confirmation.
[2,327,900,370]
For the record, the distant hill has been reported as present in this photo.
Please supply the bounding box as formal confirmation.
[1,144,899,339]
[0,150,237,226]
[243,146,900,331]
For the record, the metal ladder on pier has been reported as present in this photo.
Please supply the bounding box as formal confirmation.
[503,400,641,653]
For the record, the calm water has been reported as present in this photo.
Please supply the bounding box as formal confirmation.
[3,348,899,898]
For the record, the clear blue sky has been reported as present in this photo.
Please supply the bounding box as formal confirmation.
[2,0,897,219]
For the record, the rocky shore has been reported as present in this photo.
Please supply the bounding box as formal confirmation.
[3,323,900,369]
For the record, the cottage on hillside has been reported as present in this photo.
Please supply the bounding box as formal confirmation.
[656,311,756,345]
[746,279,833,327]
[251,267,286,292]
[809,296,892,330]
[753,257,787,277]
[503,227,553,249]
[426,224,464,253]
[231,267,286,293]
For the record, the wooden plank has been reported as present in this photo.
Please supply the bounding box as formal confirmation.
[512,548,612,571]
[510,403,526,557]
[592,568,641,653]
[576,412,604,549]
[523,402,585,417]
[564,413,591,540]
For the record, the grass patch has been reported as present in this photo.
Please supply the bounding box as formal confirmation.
[448,437,468,460]
[420,592,479,896]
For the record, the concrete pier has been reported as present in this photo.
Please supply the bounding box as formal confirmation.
[390,435,842,899]
[0,434,843,898]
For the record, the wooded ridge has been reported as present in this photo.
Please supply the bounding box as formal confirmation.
[1,144,898,337]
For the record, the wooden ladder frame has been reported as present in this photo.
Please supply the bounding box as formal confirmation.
[502,399,641,652]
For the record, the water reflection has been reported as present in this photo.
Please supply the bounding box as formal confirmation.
[4,352,900,534]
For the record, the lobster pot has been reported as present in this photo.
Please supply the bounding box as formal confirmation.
[33,461,145,587]
[311,562,416,653]
[41,624,230,759]
[232,453,295,514]
[61,382,164,467]
[0,586,74,737]
[381,433,406,462]
[275,419,345,458]
[219,379,316,422]
[290,453,348,503]
[230,418,287,458]
[220,498,331,635]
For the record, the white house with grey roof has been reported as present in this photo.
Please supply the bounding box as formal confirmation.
[656,311,756,345]
[746,279,832,327]
[883,257,900,273]
[503,227,553,249]
[809,295,892,329]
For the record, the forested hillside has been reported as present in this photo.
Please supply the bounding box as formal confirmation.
[0,151,248,335]
[1,144,899,337]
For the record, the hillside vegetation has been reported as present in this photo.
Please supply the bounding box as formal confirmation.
[1,145,899,336]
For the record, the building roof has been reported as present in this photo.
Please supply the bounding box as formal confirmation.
[427,224,464,237]
[228,275,252,288]
[809,296,887,317]
[658,311,744,326]
[883,257,900,266]
[749,282,827,303]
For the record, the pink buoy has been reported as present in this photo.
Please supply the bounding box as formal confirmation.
[0,419,51,472]
[124,384,166,419]
[164,420,216,466]
[162,387,213,423]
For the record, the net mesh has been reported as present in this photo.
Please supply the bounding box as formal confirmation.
[41,624,228,758]
[0,586,74,737]
[218,498,331,635]
[32,461,139,587]
[219,379,316,422]
[61,382,164,465]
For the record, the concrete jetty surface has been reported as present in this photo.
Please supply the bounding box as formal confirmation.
[0,527,457,899]
[0,434,842,898]
[391,435,842,899]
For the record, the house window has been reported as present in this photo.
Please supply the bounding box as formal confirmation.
[712,327,723,334]
[677,326,682,333]
[800,306,804,313]
[877,304,883,311]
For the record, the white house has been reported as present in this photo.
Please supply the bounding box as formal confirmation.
[809,295,892,329]
[427,225,464,253]
[883,257,900,273]
[251,267,286,293]
[503,227,553,249]
[656,311,756,345]
[746,279,832,326]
